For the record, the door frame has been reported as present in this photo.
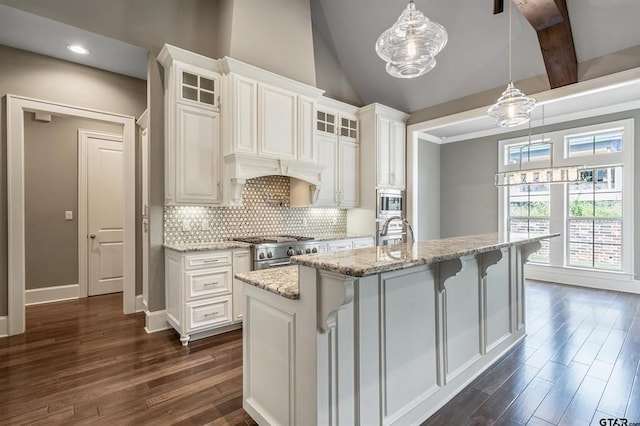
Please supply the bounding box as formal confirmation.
[78,129,125,298]
[7,94,136,335]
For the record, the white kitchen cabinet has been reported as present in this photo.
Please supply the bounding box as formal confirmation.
[376,115,406,189]
[327,240,354,252]
[165,248,249,346]
[313,98,359,208]
[352,237,375,248]
[158,45,222,205]
[258,83,298,160]
[226,73,258,155]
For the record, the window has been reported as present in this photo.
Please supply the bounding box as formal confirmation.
[507,183,550,263]
[498,119,633,275]
[567,167,623,270]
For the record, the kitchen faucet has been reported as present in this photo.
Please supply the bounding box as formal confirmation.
[380,216,415,243]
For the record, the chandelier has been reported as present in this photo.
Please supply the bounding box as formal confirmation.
[487,0,536,127]
[375,0,447,79]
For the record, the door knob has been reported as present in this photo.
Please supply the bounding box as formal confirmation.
[89,234,96,239]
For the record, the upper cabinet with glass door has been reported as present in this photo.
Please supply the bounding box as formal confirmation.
[158,45,223,205]
[179,68,219,110]
[313,98,360,208]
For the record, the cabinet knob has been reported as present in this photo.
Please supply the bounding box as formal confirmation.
[89,234,96,239]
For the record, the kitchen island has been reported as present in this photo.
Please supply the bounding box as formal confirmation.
[235,232,558,426]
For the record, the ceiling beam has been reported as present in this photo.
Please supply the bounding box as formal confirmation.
[513,0,578,88]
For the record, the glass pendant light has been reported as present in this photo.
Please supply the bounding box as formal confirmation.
[375,0,447,79]
[487,0,536,127]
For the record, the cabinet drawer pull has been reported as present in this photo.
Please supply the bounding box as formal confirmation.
[203,312,220,318]
[201,259,219,264]
[203,282,219,287]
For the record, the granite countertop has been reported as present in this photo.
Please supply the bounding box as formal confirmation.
[235,266,299,299]
[163,241,253,252]
[292,232,559,277]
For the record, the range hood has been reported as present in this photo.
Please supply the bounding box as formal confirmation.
[223,153,324,206]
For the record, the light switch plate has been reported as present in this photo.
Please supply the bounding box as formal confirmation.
[201,219,210,231]
[65,210,73,220]
[182,219,191,231]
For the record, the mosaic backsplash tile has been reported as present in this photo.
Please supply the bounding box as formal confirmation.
[164,176,348,244]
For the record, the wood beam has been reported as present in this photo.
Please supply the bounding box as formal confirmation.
[513,0,578,88]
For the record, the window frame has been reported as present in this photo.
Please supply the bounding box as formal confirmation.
[498,118,634,276]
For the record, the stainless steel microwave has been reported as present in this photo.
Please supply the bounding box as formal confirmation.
[377,189,404,218]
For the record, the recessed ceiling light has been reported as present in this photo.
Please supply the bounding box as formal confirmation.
[67,44,89,55]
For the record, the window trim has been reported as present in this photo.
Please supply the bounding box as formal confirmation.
[498,118,634,277]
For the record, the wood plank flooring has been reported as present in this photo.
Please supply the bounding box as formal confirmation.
[1,280,639,425]
[0,294,256,425]
[424,280,640,426]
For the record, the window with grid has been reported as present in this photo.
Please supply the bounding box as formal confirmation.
[507,183,550,263]
[498,119,632,275]
[567,167,623,270]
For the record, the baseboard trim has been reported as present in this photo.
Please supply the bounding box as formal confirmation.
[135,295,146,312]
[526,265,640,294]
[25,284,79,305]
[0,316,7,337]
[145,310,169,333]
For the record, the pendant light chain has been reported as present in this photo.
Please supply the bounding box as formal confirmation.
[508,0,512,82]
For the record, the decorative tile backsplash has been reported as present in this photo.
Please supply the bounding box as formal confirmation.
[164,176,347,243]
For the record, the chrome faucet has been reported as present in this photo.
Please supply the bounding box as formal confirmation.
[380,216,415,243]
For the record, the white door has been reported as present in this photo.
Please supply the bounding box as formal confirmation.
[141,128,150,309]
[88,137,124,296]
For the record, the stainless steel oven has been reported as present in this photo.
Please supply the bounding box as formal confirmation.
[377,189,404,219]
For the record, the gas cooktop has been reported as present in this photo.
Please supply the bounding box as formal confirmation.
[232,235,314,244]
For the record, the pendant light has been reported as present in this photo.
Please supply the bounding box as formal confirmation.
[487,0,536,127]
[375,0,448,79]
[495,105,587,186]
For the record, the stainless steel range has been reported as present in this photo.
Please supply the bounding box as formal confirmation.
[232,235,321,270]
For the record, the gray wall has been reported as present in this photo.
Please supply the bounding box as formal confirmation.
[439,109,640,279]
[0,44,146,315]
[312,27,362,107]
[24,113,122,290]
[416,139,440,240]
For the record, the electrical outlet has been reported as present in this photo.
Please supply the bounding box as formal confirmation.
[201,219,210,231]
[302,218,308,227]
[182,219,191,231]
[332,217,338,226]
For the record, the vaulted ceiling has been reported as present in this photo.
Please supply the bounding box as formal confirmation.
[1,0,639,115]
[312,0,640,113]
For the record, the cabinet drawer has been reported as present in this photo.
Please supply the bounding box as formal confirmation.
[186,267,232,300]
[328,240,353,252]
[353,238,374,249]
[186,296,232,331]
[184,251,232,269]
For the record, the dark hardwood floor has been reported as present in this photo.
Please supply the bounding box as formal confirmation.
[1,280,639,425]
[0,294,255,425]
[424,280,640,426]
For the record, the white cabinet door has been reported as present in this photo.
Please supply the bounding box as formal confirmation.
[175,104,220,204]
[339,140,358,208]
[231,74,257,154]
[232,250,251,322]
[391,120,406,189]
[258,83,297,160]
[298,95,316,163]
[377,116,392,187]
[316,134,338,206]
